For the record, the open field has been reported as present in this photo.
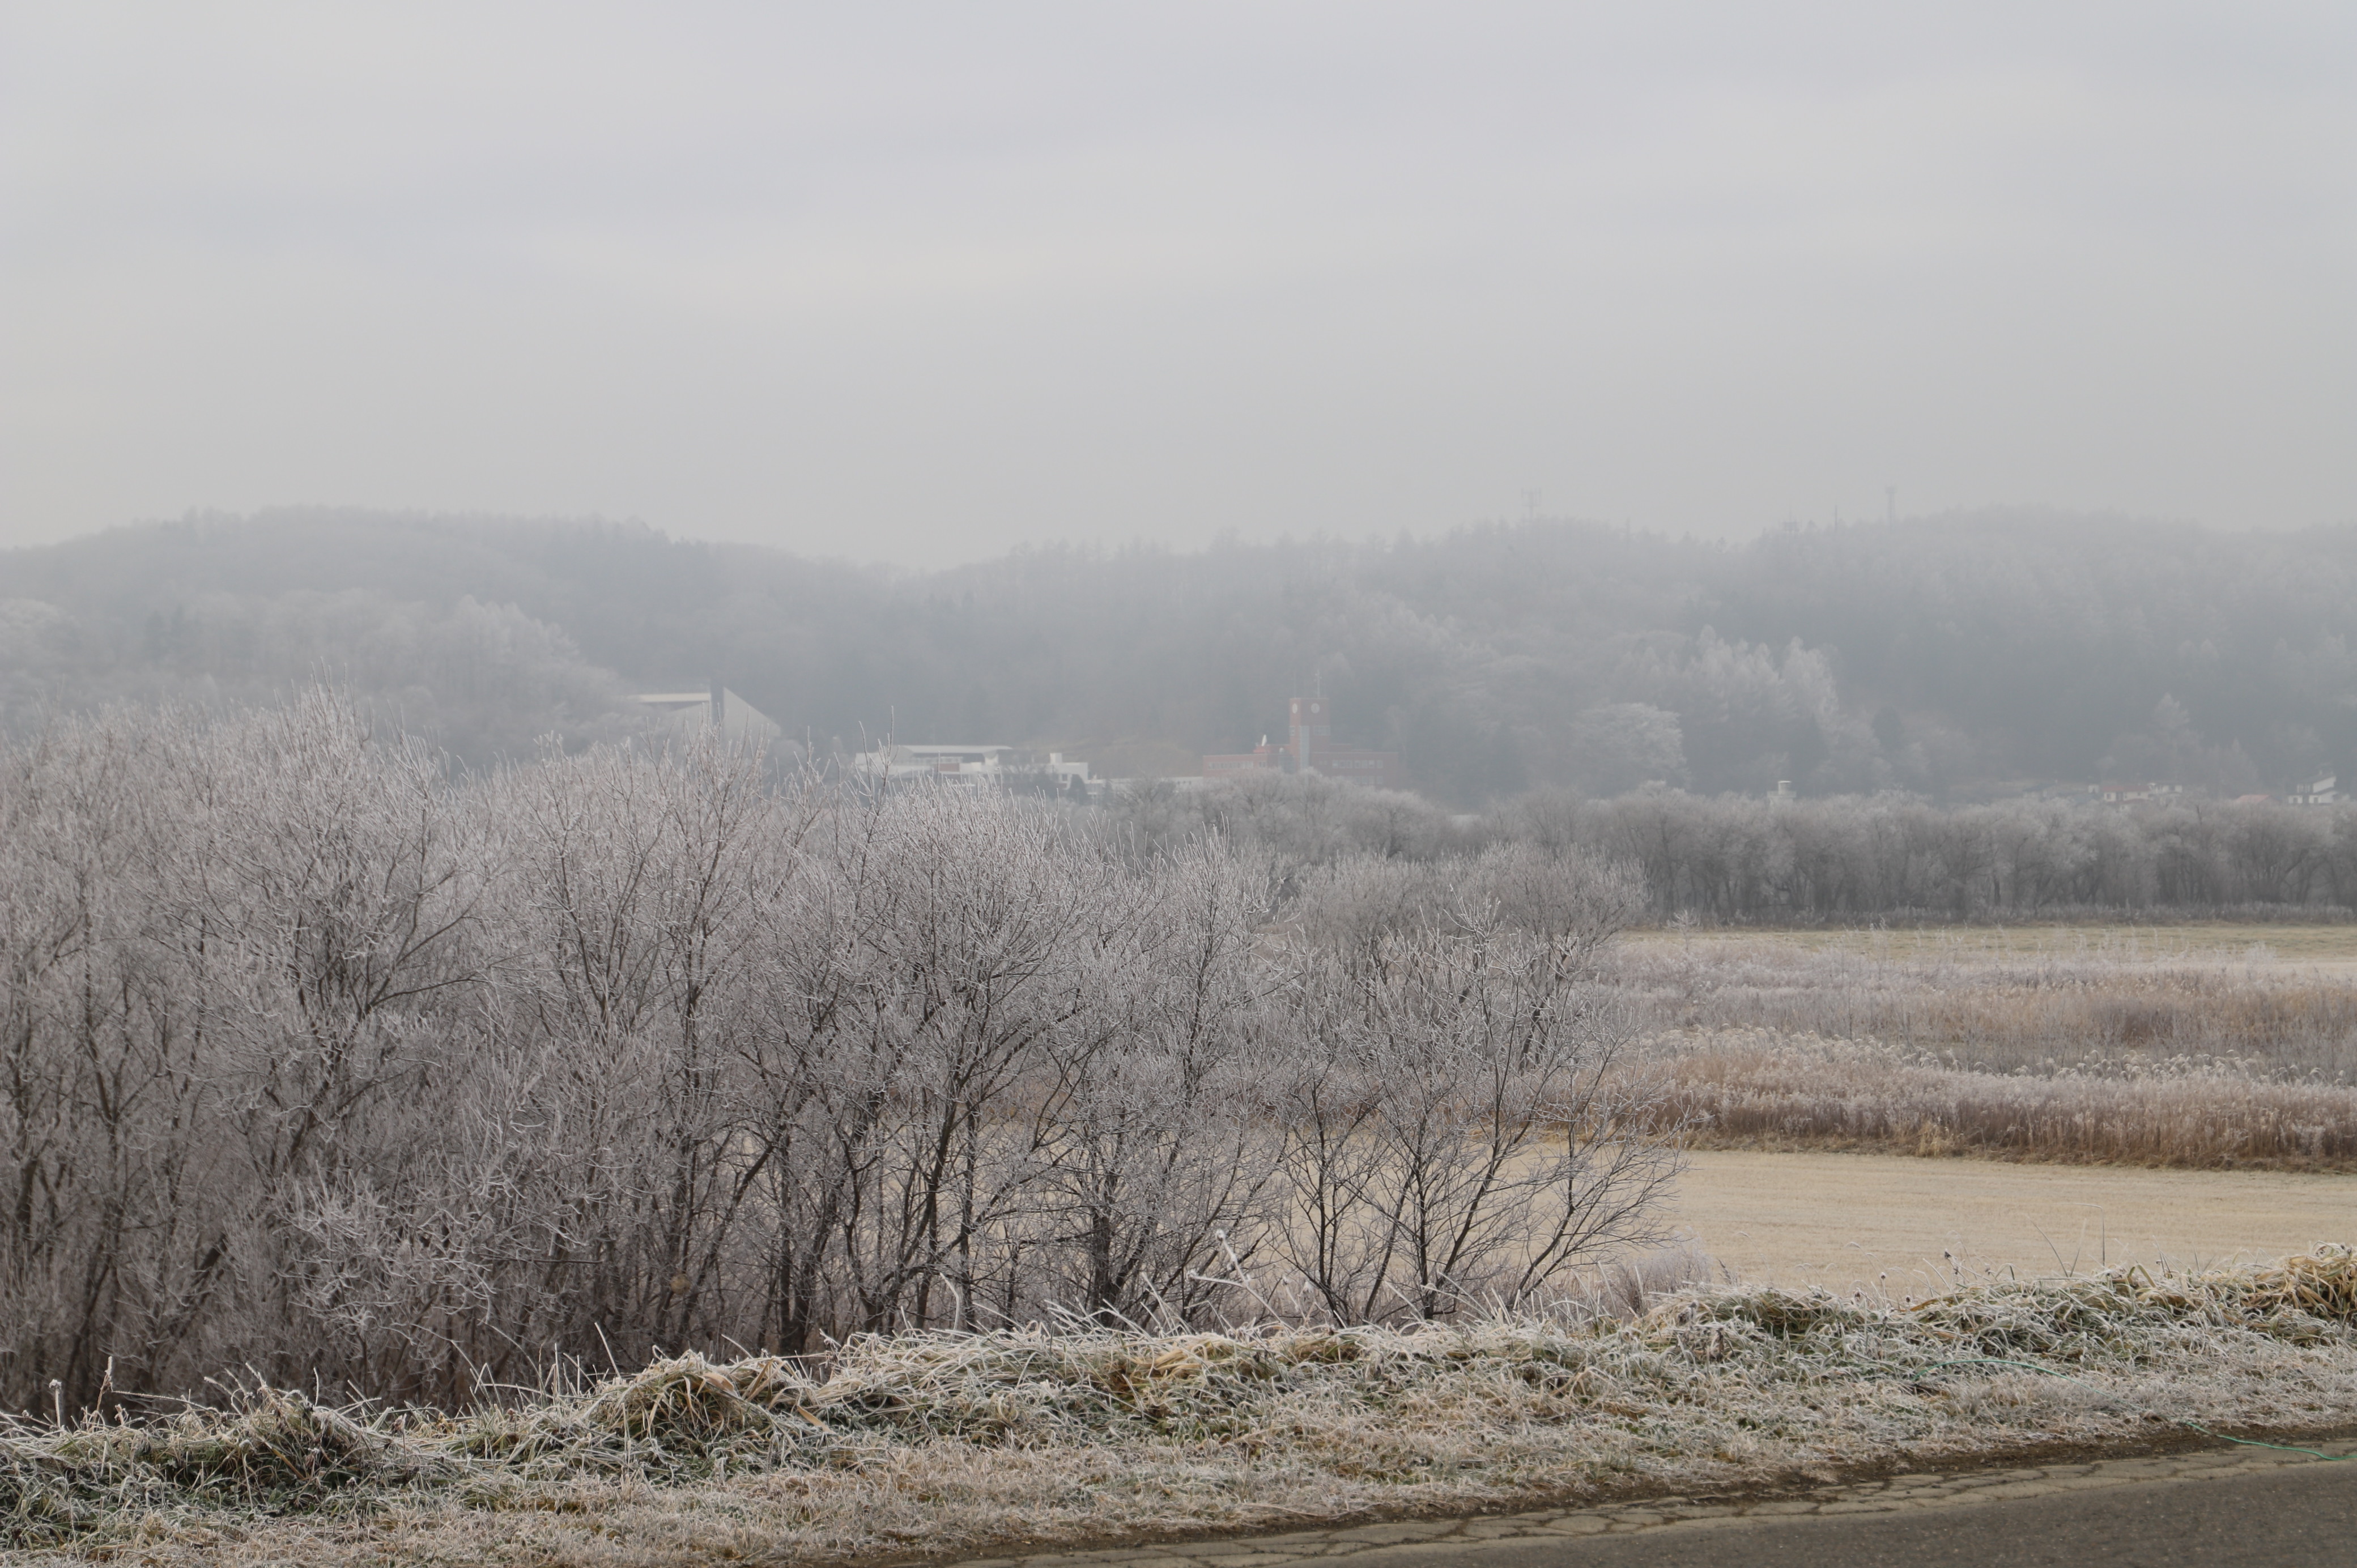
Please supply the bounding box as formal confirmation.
[1614,924,2357,1077]
[1607,921,2357,1170]
[1629,1028,2357,1169]
[1667,1150,2357,1293]
[1623,922,2357,965]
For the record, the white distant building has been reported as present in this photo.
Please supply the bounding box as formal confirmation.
[2289,775,2339,806]
[2095,781,2184,804]
[853,743,1096,796]
[631,682,784,746]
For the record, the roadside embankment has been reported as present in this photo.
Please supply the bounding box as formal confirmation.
[10,1247,2357,1566]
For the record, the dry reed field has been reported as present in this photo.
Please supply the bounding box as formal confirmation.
[1610,926,2357,1168]
[1628,923,2357,964]
[8,1247,2357,1565]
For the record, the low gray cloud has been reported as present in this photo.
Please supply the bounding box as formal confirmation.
[2,1,2350,560]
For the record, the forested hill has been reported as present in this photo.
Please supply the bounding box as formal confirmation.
[4,508,2354,805]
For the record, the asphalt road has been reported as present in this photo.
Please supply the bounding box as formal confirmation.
[1418,1459,2356,1566]
[949,1441,2357,1568]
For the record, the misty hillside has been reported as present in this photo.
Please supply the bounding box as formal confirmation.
[4,509,2354,804]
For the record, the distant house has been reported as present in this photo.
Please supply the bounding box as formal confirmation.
[631,681,784,746]
[1203,694,1405,791]
[2288,775,2339,807]
[1201,737,1290,780]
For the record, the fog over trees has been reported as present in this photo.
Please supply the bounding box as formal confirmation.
[1120,775,2357,921]
[7,509,2356,804]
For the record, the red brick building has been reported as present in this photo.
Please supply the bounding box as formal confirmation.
[1203,694,1404,791]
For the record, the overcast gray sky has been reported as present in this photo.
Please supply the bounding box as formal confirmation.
[3,2,2351,564]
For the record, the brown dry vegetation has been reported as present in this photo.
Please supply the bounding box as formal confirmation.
[8,1246,2357,1565]
[1609,930,2357,1169]
[1630,1030,2357,1168]
[1615,927,2357,1075]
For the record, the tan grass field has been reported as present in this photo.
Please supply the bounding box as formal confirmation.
[1669,1148,2357,1294]
[1608,918,2357,1169]
[1624,921,2357,966]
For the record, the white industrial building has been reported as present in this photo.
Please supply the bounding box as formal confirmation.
[630,683,784,746]
[853,743,1096,796]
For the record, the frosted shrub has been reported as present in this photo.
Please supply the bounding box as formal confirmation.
[1268,919,1677,1324]
[0,696,1681,1413]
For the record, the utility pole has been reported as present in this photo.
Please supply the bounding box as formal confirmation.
[1885,485,1896,524]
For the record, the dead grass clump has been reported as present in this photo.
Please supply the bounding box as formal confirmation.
[1,1386,436,1549]
[136,1390,411,1497]
[0,1443,103,1549]
[2228,1244,2357,1327]
[463,1352,824,1473]
[1880,1245,2357,1360]
[1661,1286,1874,1341]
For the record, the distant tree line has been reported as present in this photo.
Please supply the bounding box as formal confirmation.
[0,584,638,760]
[1119,776,2357,921]
[1555,793,2357,920]
[6,508,2357,803]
